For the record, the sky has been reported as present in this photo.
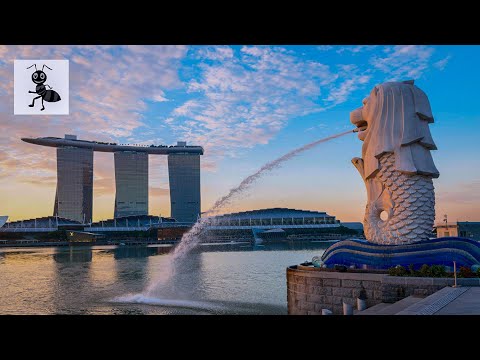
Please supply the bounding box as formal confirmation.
[0,45,479,224]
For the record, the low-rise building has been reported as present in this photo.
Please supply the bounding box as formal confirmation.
[458,222,480,241]
[436,223,459,238]
[201,208,360,243]
[435,221,480,241]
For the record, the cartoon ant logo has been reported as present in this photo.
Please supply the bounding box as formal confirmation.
[27,64,61,111]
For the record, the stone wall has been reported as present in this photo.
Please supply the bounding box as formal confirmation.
[287,265,480,315]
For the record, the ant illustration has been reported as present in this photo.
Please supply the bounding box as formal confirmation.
[27,64,61,111]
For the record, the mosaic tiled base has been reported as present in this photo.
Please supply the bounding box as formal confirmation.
[321,237,480,270]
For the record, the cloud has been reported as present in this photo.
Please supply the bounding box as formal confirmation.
[1,45,448,182]
[151,187,170,196]
[317,45,333,51]
[370,45,436,80]
[167,46,372,170]
[305,123,328,132]
[0,45,187,188]
[336,45,378,54]
[152,94,169,102]
[434,55,452,71]
[20,175,56,187]
[325,65,371,105]
[165,45,448,171]
[197,46,234,61]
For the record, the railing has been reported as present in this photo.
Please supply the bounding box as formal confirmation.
[204,224,341,230]
[0,228,57,232]
[86,226,151,232]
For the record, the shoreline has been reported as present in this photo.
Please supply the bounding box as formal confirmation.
[0,238,339,249]
[0,239,177,248]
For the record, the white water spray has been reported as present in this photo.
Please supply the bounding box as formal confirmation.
[144,129,353,297]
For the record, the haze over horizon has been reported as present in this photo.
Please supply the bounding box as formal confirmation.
[1,45,479,224]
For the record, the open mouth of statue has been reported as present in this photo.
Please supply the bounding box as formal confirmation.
[355,120,368,133]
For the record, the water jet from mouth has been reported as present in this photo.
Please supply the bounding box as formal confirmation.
[145,129,354,297]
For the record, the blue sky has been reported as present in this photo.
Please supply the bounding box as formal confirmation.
[0,45,479,223]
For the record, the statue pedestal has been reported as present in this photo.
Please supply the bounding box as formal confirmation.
[321,237,480,270]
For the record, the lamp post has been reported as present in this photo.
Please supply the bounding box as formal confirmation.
[453,261,457,288]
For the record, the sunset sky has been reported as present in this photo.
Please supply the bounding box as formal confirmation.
[0,45,479,223]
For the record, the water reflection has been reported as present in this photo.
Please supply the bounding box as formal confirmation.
[52,247,93,314]
[113,245,171,260]
[197,240,334,253]
[0,242,330,314]
[0,248,55,314]
[115,251,149,288]
[53,247,93,263]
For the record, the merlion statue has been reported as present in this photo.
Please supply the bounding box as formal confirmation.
[350,80,439,245]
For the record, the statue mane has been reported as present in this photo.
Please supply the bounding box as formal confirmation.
[361,80,440,180]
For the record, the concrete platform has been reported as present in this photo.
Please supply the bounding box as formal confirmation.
[397,286,480,315]
[357,303,391,315]
[434,287,480,315]
[375,295,425,315]
[287,264,480,315]
[357,286,480,315]
[357,295,425,315]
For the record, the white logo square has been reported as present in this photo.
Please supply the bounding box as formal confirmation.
[14,59,69,115]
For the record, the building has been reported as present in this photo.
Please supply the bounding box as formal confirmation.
[168,150,201,223]
[0,216,83,232]
[341,222,364,234]
[22,135,204,224]
[458,222,480,241]
[66,231,105,243]
[114,151,148,218]
[436,223,459,238]
[0,216,7,228]
[83,215,192,242]
[87,215,176,231]
[434,221,480,241]
[53,139,94,223]
[201,208,359,243]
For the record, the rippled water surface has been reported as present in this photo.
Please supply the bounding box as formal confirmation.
[0,242,330,314]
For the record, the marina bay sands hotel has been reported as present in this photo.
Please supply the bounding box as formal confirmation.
[22,135,203,224]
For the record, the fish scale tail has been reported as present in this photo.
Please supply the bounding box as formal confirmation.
[366,153,435,245]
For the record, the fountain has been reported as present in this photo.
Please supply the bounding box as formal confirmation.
[286,80,480,315]
[144,129,355,298]
[320,80,480,269]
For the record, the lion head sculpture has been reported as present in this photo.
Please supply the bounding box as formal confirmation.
[350,80,439,180]
[350,80,440,245]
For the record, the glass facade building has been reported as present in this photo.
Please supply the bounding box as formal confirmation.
[54,147,93,223]
[168,153,201,223]
[23,135,204,223]
[114,151,148,218]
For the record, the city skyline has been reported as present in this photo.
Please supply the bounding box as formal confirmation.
[1,45,479,223]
